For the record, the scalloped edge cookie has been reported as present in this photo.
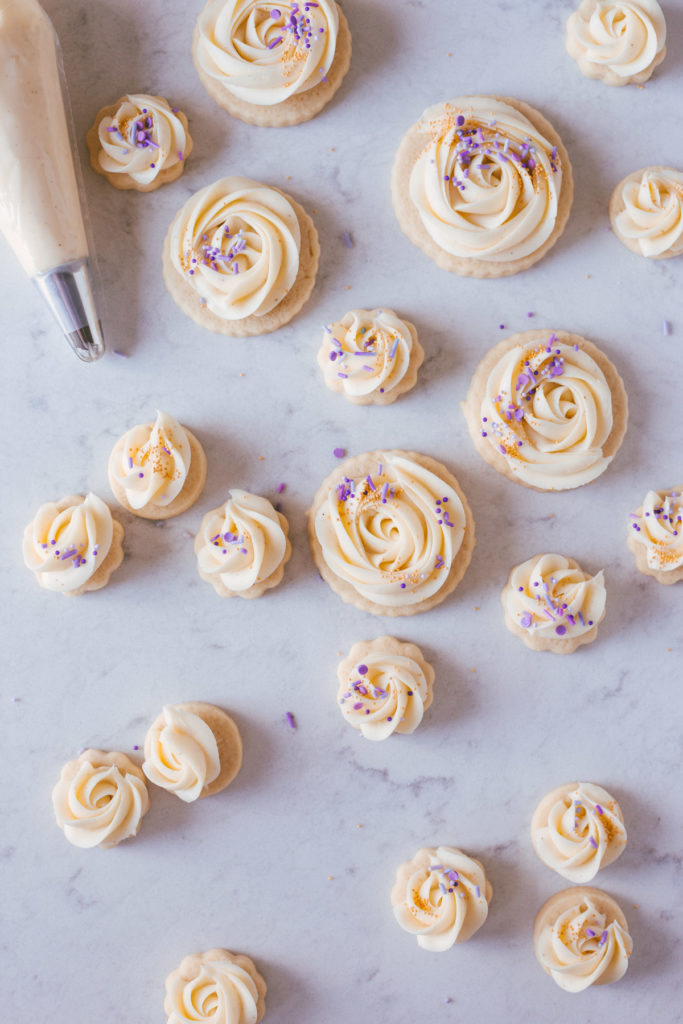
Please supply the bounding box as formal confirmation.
[164,949,266,1023]
[144,701,243,798]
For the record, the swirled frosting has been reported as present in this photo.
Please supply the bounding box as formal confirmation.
[314,453,466,609]
[96,94,188,185]
[532,783,626,882]
[319,309,418,402]
[52,753,149,849]
[409,97,562,263]
[195,0,339,106]
[479,334,614,489]
[110,411,191,510]
[166,952,263,1024]
[567,0,666,83]
[630,487,683,572]
[392,846,491,950]
[143,705,220,802]
[196,490,288,594]
[614,168,683,257]
[337,638,433,740]
[503,553,606,642]
[170,176,301,320]
[536,895,632,991]
[23,493,114,593]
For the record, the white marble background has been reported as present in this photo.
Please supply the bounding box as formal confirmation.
[2,0,682,1020]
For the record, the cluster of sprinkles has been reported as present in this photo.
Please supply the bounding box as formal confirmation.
[427,862,482,901]
[209,529,249,557]
[189,227,246,277]
[40,537,97,569]
[325,315,400,390]
[339,661,401,720]
[264,3,329,80]
[518,572,594,637]
[631,491,681,535]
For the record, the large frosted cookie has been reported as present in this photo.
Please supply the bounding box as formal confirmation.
[165,949,267,1023]
[462,330,628,491]
[87,94,192,191]
[566,0,666,86]
[391,96,573,278]
[193,0,352,126]
[531,782,627,882]
[627,486,683,584]
[163,176,319,336]
[610,167,683,259]
[23,493,124,596]
[501,552,606,654]
[308,450,475,616]
[534,887,632,992]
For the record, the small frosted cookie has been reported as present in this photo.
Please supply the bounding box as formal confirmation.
[308,450,475,617]
[501,553,606,654]
[143,702,242,800]
[531,782,627,883]
[52,749,149,849]
[86,94,192,191]
[391,845,492,951]
[23,493,124,596]
[193,0,352,127]
[566,0,666,86]
[165,949,266,1024]
[462,330,628,491]
[628,486,683,584]
[610,167,683,259]
[195,490,291,598]
[108,410,207,520]
[534,887,632,991]
[391,96,573,278]
[163,176,319,336]
[318,308,423,405]
[337,637,434,740]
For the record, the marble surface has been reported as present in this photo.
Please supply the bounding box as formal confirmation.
[2,0,683,1020]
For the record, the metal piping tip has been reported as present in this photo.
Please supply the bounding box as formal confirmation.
[33,258,105,362]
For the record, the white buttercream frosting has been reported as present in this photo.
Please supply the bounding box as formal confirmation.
[537,895,632,991]
[23,493,114,593]
[166,952,263,1024]
[96,94,188,185]
[319,309,418,402]
[110,410,191,510]
[532,783,627,882]
[143,705,220,802]
[409,97,562,263]
[503,553,606,642]
[567,0,666,82]
[52,753,149,849]
[630,487,683,571]
[614,167,683,257]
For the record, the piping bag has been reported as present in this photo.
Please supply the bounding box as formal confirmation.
[0,0,104,361]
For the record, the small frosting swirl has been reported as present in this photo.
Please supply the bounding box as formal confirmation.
[532,783,627,882]
[479,334,614,490]
[170,176,300,320]
[143,705,220,802]
[410,97,562,263]
[196,0,339,106]
[23,493,114,593]
[567,0,666,83]
[629,487,683,572]
[52,752,150,849]
[96,94,189,185]
[166,951,264,1024]
[392,845,492,950]
[319,309,420,404]
[536,894,632,991]
[110,411,191,511]
[503,553,606,643]
[196,490,289,596]
[614,167,683,257]
[314,453,467,609]
[337,638,434,740]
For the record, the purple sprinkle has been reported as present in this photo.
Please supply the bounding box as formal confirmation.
[555,624,567,636]
[599,930,608,946]
[662,320,671,336]
[475,885,481,898]
[133,744,139,751]
[113,349,129,358]
[589,836,598,849]
[285,711,297,730]
[278,483,285,494]
[358,664,368,675]
[595,804,603,815]
[389,338,399,360]
[585,928,596,937]
[178,150,184,161]
[520,612,533,628]
[456,114,465,126]
[333,447,345,459]
[366,475,374,490]
[343,231,353,248]
[353,702,363,710]
[268,35,283,48]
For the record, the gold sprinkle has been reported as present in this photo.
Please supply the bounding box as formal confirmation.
[357,823,363,829]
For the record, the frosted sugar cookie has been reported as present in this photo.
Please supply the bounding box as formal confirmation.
[531,782,627,882]
[462,330,628,491]
[501,553,606,654]
[308,450,475,616]
[318,308,423,405]
[195,490,291,598]
[163,176,319,336]
[52,749,149,849]
[108,410,207,520]
[23,493,124,595]
[391,845,492,950]
[143,702,242,800]
[628,486,683,583]
[566,0,666,86]
[87,94,192,191]
[534,887,632,991]
[193,0,352,126]
[337,637,434,740]
[165,949,266,1023]
[391,96,573,277]
[610,167,683,258]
